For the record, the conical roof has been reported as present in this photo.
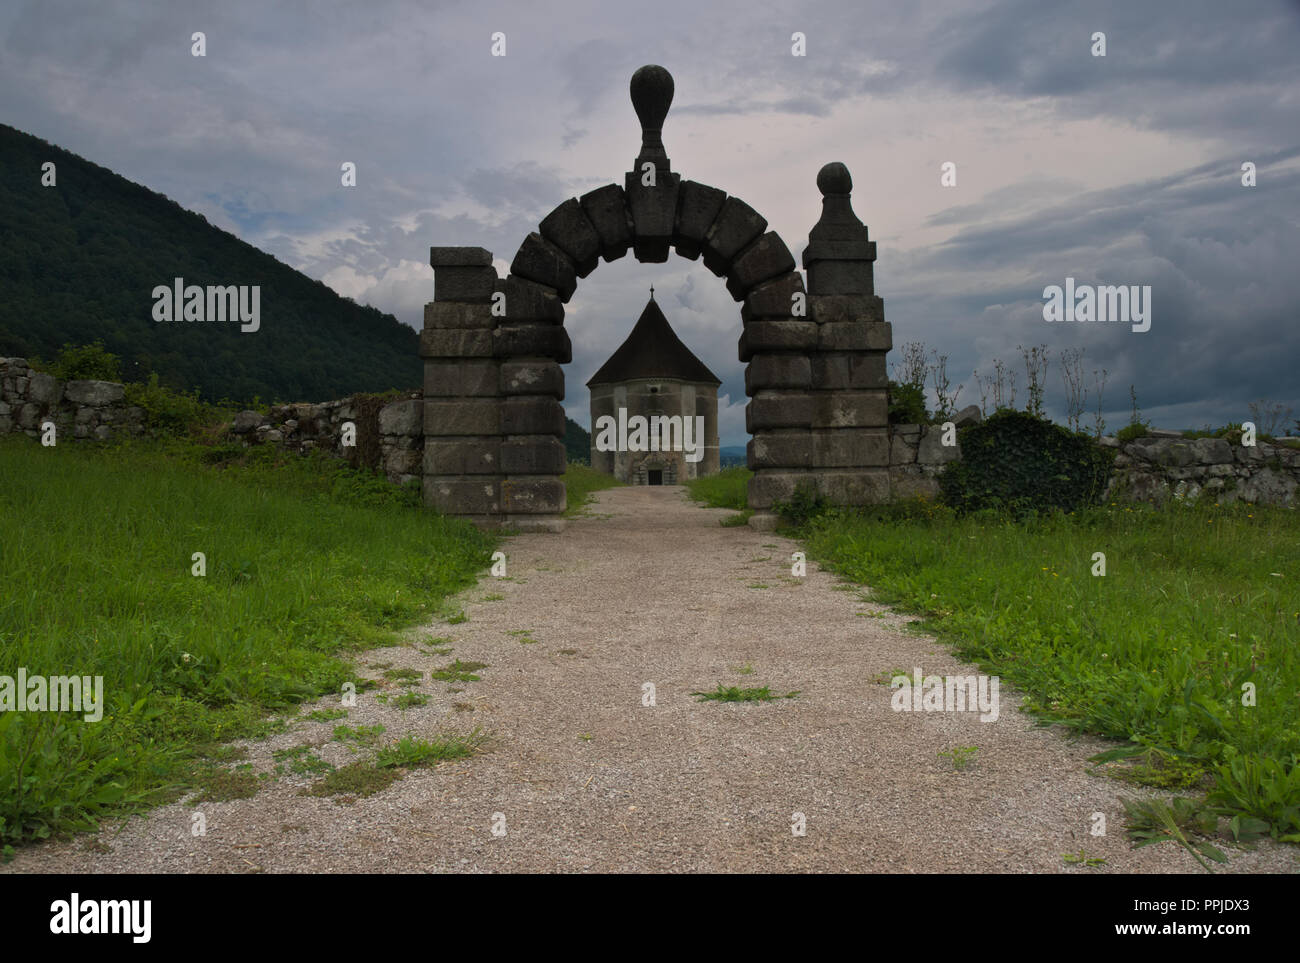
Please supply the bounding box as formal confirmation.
[586,296,721,387]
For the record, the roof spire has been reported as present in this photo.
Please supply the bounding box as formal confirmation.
[649,284,655,300]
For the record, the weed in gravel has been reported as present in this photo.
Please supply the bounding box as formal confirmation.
[692,685,799,703]
[431,660,487,682]
[195,767,260,802]
[938,746,979,771]
[300,762,400,800]
[305,708,349,723]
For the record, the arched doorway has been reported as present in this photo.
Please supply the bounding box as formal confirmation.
[422,65,892,530]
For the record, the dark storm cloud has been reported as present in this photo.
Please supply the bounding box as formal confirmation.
[1,0,1296,443]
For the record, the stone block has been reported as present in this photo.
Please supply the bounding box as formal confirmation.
[954,405,982,427]
[741,273,807,322]
[812,353,888,391]
[726,233,797,300]
[423,440,501,475]
[424,477,502,516]
[496,275,565,325]
[917,424,961,464]
[625,171,680,262]
[673,180,727,259]
[539,198,601,277]
[745,393,813,431]
[812,428,890,467]
[502,397,565,436]
[501,437,567,475]
[424,399,500,435]
[890,431,918,464]
[809,294,885,325]
[819,468,891,505]
[746,470,813,511]
[813,391,887,429]
[818,321,892,352]
[430,246,493,267]
[744,355,811,393]
[421,356,496,395]
[231,410,263,434]
[1192,436,1234,465]
[423,302,495,330]
[501,361,564,399]
[702,197,767,276]
[747,431,813,469]
[419,328,494,359]
[28,372,61,406]
[511,232,577,303]
[378,399,422,436]
[502,477,567,514]
[889,468,940,501]
[579,184,634,262]
[738,320,818,361]
[434,265,497,303]
[494,324,572,362]
[807,260,874,296]
[63,380,124,406]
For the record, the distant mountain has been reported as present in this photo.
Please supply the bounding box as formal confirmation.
[0,124,420,404]
[565,418,590,464]
[720,445,747,468]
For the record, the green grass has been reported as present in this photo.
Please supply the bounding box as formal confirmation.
[685,466,751,512]
[430,660,487,683]
[0,434,495,845]
[374,730,483,768]
[563,462,623,516]
[691,685,799,703]
[802,499,1300,840]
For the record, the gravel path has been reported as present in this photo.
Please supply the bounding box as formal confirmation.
[6,486,1296,874]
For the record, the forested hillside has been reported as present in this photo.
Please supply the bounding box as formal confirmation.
[0,124,420,403]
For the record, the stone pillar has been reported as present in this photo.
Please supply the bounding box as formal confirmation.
[803,163,892,506]
[422,246,505,526]
[740,271,815,520]
[495,274,571,532]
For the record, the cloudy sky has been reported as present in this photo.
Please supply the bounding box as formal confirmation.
[4,0,1299,445]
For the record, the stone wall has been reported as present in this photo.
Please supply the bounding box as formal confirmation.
[882,414,1299,508]
[0,357,424,486]
[1106,430,1299,507]
[0,357,146,441]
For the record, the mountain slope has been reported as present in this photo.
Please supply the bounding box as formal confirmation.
[0,124,420,403]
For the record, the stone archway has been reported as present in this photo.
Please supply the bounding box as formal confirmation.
[422,65,892,531]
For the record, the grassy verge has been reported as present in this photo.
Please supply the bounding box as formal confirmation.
[685,467,752,518]
[563,462,622,516]
[0,434,494,846]
[801,498,1300,840]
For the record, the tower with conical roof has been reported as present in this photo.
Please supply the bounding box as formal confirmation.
[587,290,721,483]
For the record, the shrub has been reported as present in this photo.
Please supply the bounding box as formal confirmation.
[1116,423,1150,444]
[773,482,831,527]
[938,409,1114,516]
[123,373,226,435]
[888,380,928,425]
[47,341,122,382]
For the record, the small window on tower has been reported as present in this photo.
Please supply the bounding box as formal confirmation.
[649,385,659,394]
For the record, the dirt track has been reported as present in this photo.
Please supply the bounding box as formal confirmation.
[6,486,1295,874]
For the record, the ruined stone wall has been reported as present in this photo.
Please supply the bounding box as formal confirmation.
[1105,430,1299,507]
[0,357,423,486]
[881,418,1299,508]
[0,357,146,441]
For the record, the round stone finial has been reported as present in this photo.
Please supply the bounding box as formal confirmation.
[630,64,674,132]
[817,162,852,196]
